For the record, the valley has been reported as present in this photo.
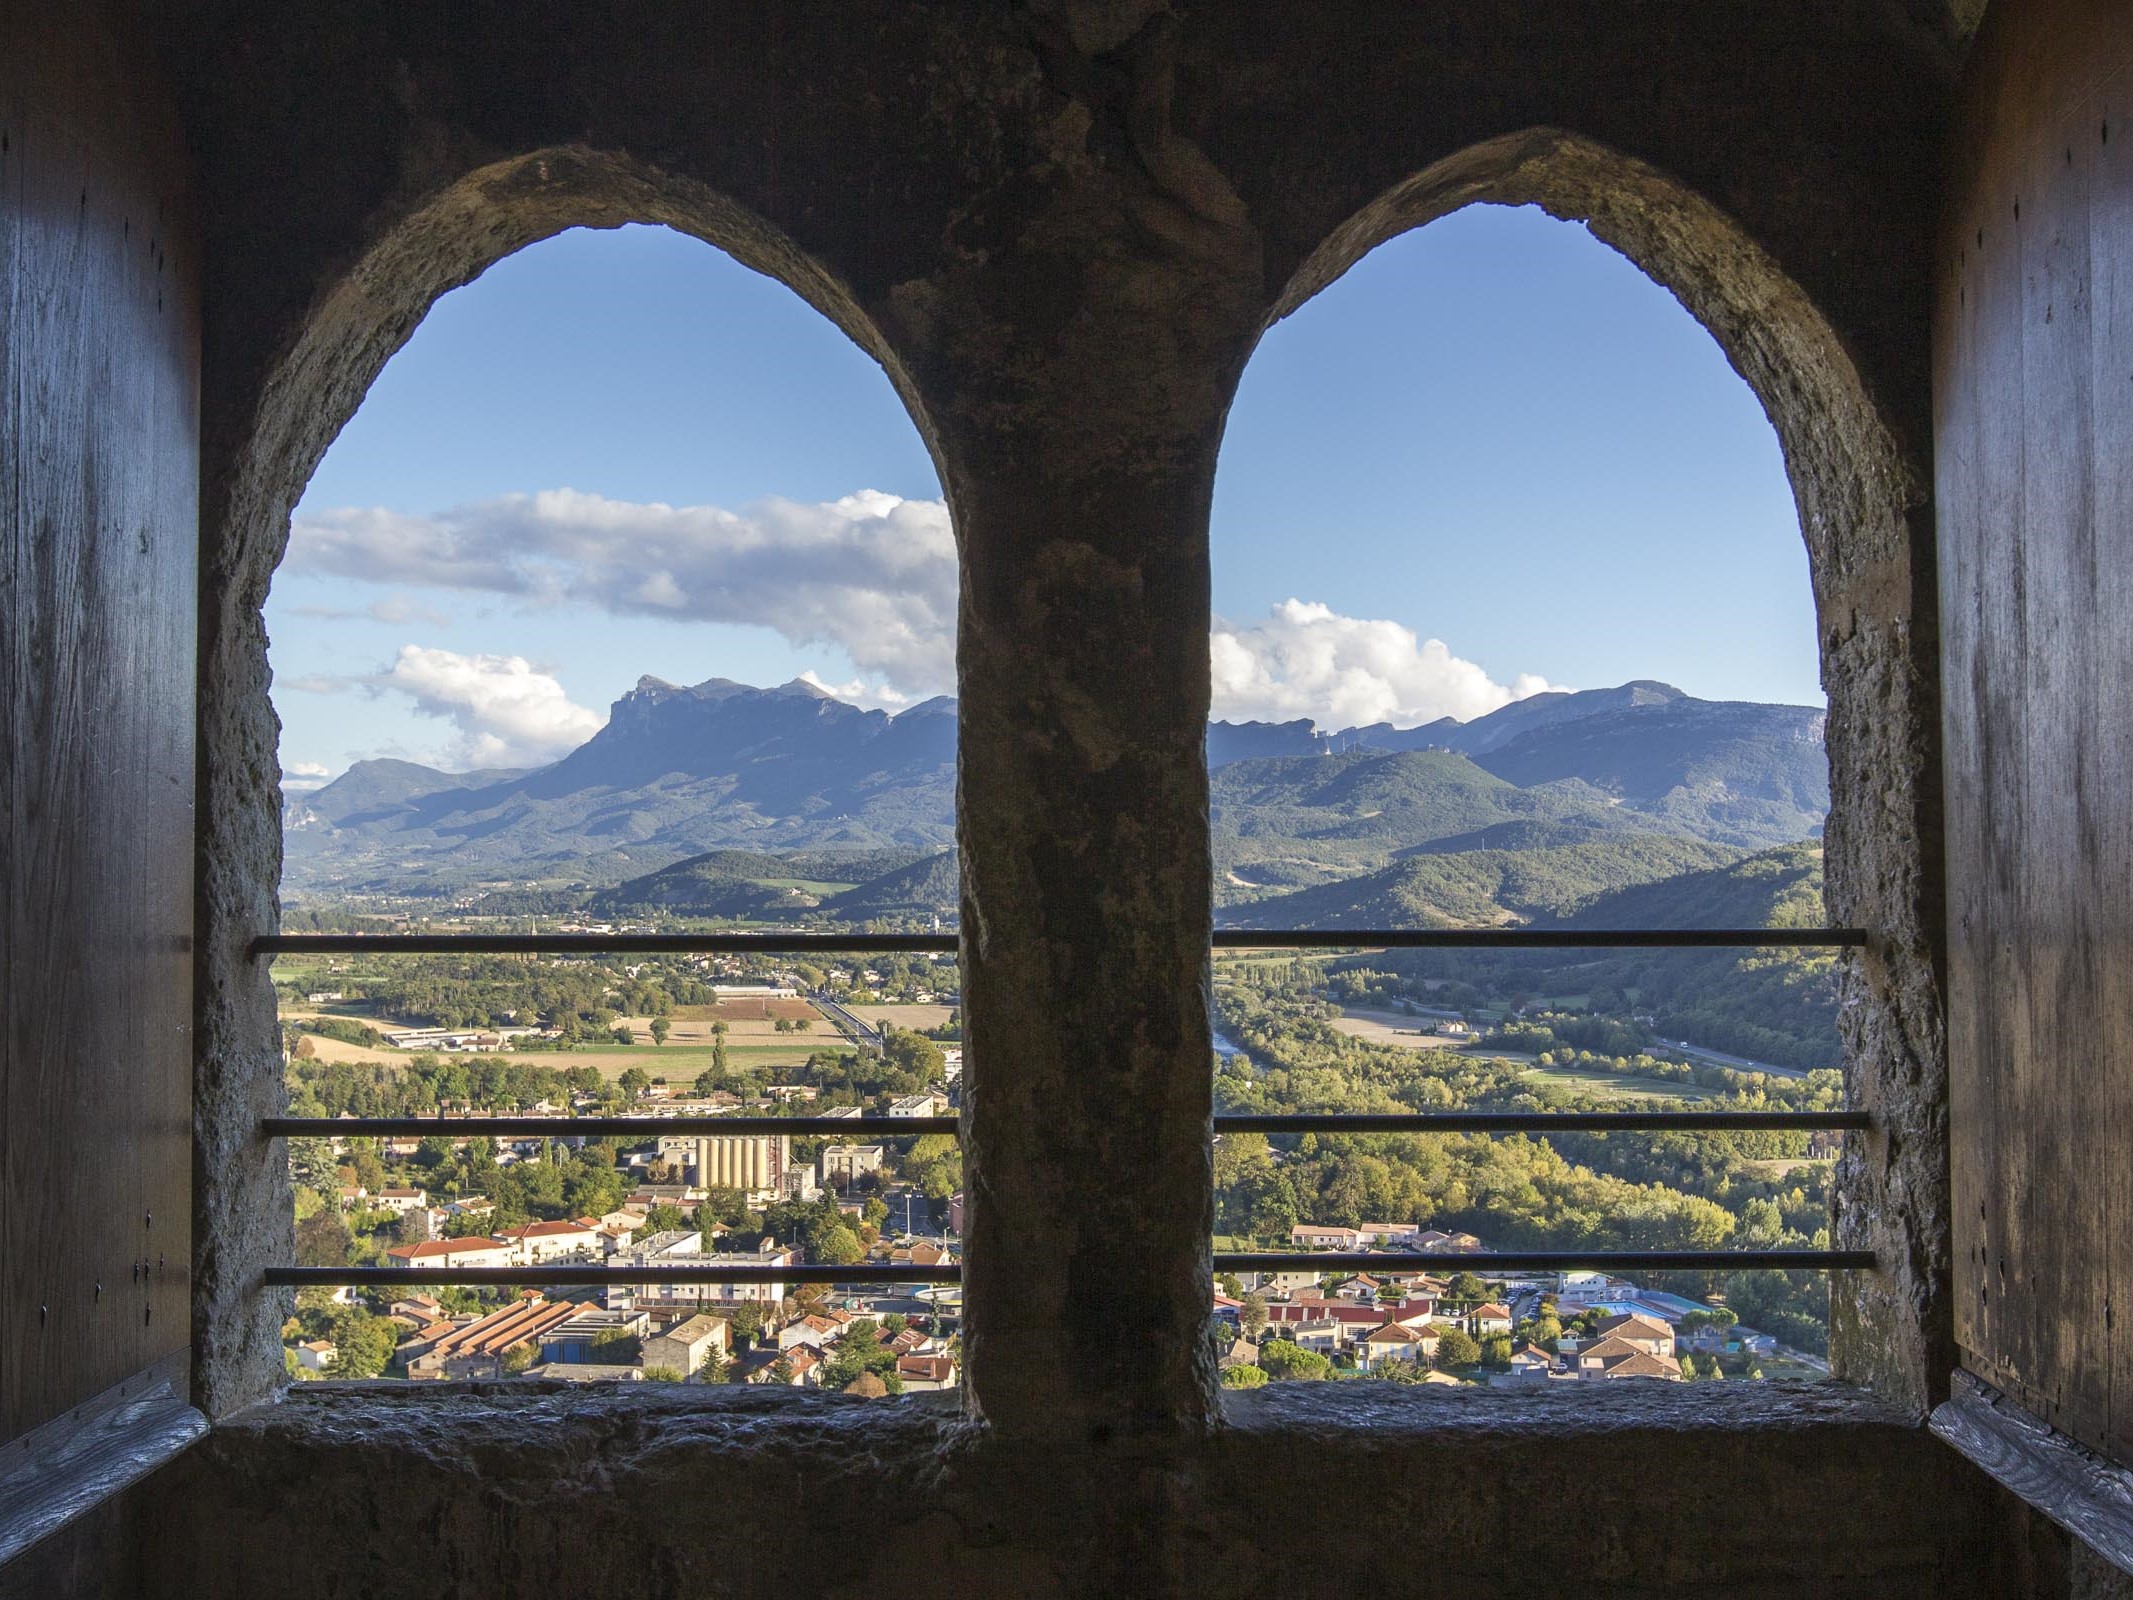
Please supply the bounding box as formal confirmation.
[277,672,1843,1371]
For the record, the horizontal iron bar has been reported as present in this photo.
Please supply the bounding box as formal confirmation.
[257,932,956,956]
[261,1111,1856,1140]
[265,1263,959,1288]
[1211,1250,1875,1274]
[1216,1110,1867,1134]
[1214,928,1866,949]
[253,927,1866,958]
[263,1115,957,1139]
[271,1253,1863,1286]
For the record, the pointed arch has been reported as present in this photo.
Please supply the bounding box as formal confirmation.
[1258,128,1947,1413]
[195,144,944,1416]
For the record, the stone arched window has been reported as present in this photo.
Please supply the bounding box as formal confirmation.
[1206,129,1946,1410]
[196,147,952,1414]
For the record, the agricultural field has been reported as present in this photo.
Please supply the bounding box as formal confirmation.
[1326,1006,1459,1050]
[1521,1063,1712,1102]
[631,998,828,1046]
[277,988,855,1081]
[287,1038,837,1081]
[1326,1005,1534,1063]
[841,1002,956,1033]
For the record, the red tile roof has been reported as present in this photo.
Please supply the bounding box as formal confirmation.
[386,1236,506,1261]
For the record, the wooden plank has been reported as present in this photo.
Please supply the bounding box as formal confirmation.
[0,6,197,1447]
[1946,10,2038,1410]
[0,0,20,1454]
[2012,70,2106,1446]
[1933,1370,2133,1580]
[1943,0,2133,1468]
[0,1350,202,1569]
[2087,61,2133,1468]
[1940,41,1995,1395]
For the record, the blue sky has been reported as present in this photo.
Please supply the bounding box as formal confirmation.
[268,208,1818,785]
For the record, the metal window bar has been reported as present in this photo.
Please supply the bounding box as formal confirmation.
[265,1115,960,1138]
[264,1263,959,1288]
[1214,1110,1864,1134]
[263,1110,1861,1139]
[264,1248,1871,1288]
[259,925,1873,1282]
[253,927,1864,957]
[1208,1249,1873,1274]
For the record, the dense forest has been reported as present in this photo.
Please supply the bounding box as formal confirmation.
[1211,958,1835,1353]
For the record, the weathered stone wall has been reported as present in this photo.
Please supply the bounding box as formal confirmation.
[0,3,2008,1594]
[167,0,1962,1431]
[110,1383,2009,1599]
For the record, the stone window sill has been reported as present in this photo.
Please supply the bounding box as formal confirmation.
[217,1372,1914,1453]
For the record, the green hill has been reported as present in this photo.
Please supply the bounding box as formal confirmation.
[1552,840,1828,932]
[597,848,861,918]
[1346,842,1841,1070]
[826,850,959,918]
[1223,834,1742,930]
[1212,749,1664,897]
[592,842,960,922]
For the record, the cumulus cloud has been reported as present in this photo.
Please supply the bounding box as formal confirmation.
[375,646,607,767]
[287,489,1560,735]
[1211,600,1560,729]
[281,760,333,792]
[287,489,958,695]
[794,670,919,712]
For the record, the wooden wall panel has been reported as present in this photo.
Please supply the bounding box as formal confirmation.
[1941,0,2133,1466]
[0,5,198,1445]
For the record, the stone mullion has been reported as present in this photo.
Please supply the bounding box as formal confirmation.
[951,455,1220,1443]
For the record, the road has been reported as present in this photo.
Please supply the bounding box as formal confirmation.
[1652,1037,1809,1079]
[811,991,884,1050]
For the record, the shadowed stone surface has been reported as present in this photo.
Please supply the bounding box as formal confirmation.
[171,0,1958,1432]
[0,0,2034,1593]
[88,1382,2006,1598]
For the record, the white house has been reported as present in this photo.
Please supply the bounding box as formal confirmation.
[820,1144,886,1189]
[623,1248,795,1308]
[1552,1270,1623,1308]
[1354,1323,1438,1370]
[1241,1269,1321,1296]
[778,1312,854,1352]
[1577,1335,1684,1381]
[1289,1224,1362,1251]
[1467,1302,1515,1338]
[1590,1312,1674,1357]
[384,1236,513,1271]
[293,1339,336,1373]
[1356,1222,1419,1247]
[642,1313,730,1378]
[896,1354,958,1391]
[494,1218,605,1265]
[1491,1347,1566,1385]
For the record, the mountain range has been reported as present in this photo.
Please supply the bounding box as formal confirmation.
[283,674,1828,903]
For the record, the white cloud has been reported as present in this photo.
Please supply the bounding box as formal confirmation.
[1211,599,1560,729]
[281,760,333,792]
[375,646,607,767]
[287,489,958,695]
[286,490,1560,735]
[285,593,452,627]
[794,670,918,712]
